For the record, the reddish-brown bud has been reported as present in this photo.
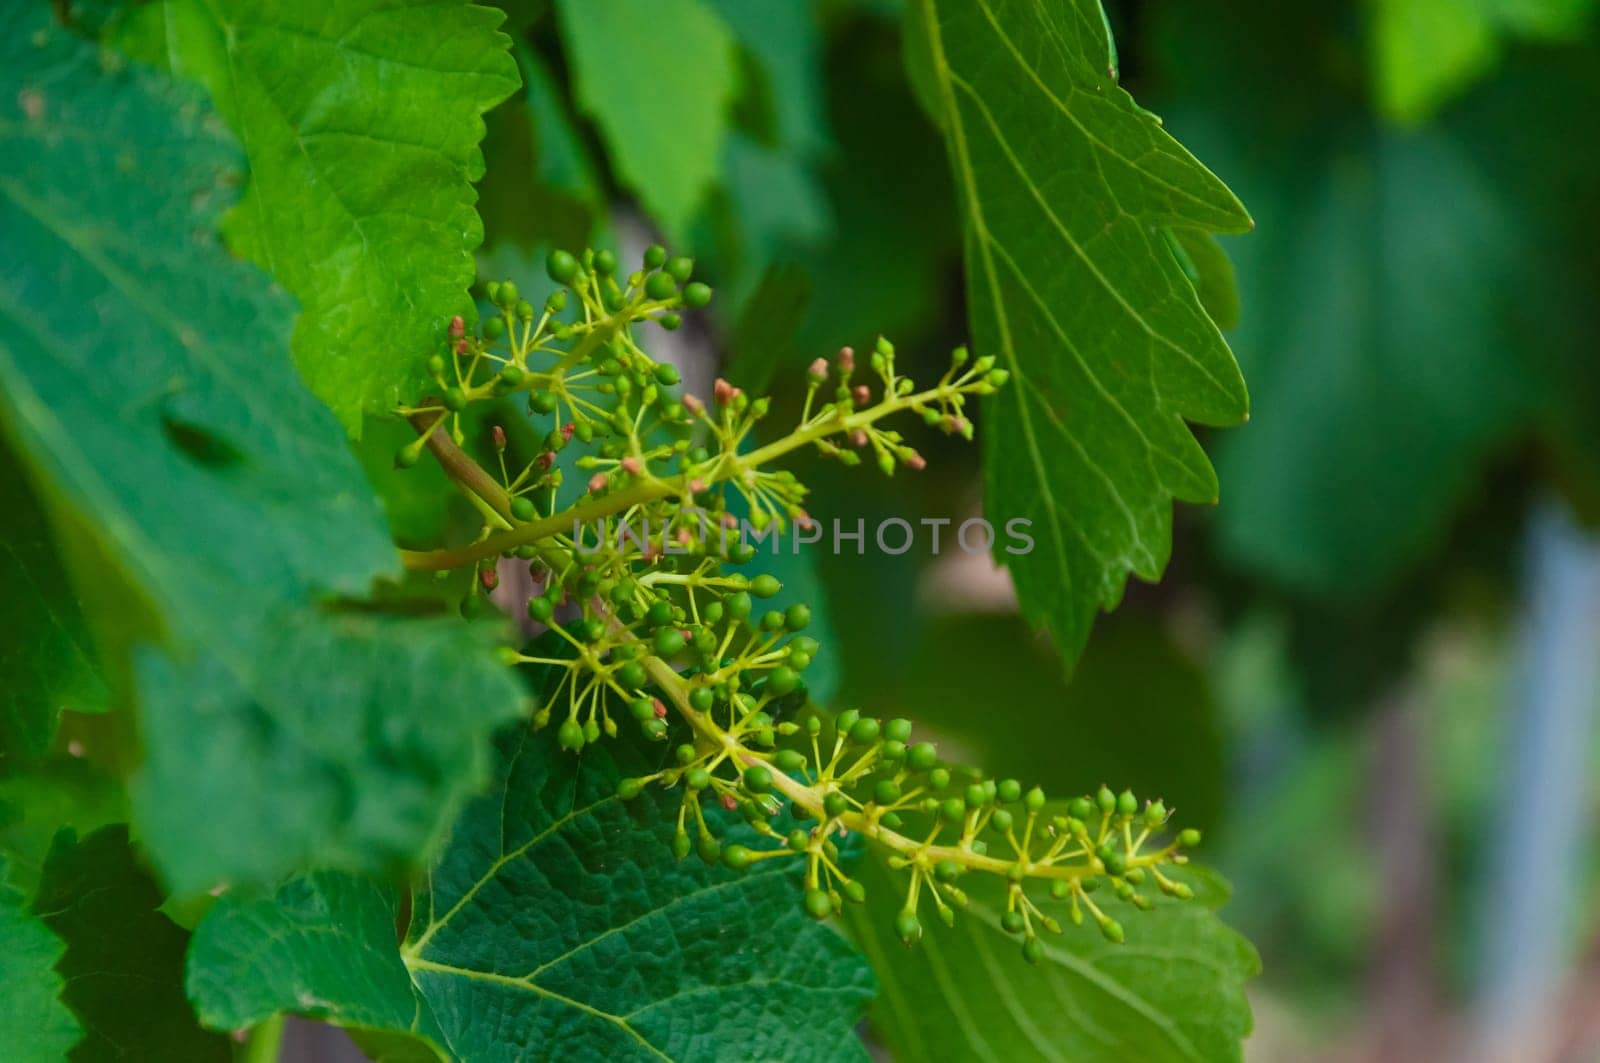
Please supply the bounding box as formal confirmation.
[588,472,608,494]
[491,424,506,450]
[449,315,465,339]
[620,456,643,476]
[852,385,870,406]
[837,346,855,375]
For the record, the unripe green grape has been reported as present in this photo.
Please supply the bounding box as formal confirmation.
[688,687,714,712]
[823,792,848,818]
[644,271,676,300]
[873,779,902,805]
[766,666,799,696]
[665,255,694,283]
[682,281,712,308]
[1001,910,1025,935]
[849,717,880,744]
[516,299,534,321]
[721,844,753,870]
[1179,828,1202,847]
[643,718,667,740]
[672,831,692,860]
[991,808,1014,833]
[907,742,939,772]
[653,361,680,386]
[545,290,567,313]
[750,574,782,598]
[928,767,951,791]
[546,250,577,284]
[1117,789,1138,816]
[702,600,724,624]
[940,796,966,822]
[616,778,645,800]
[1097,785,1117,812]
[582,719,600,743]
[1100,918,1125,944]
[629,698,654,721]
[593,249,617,275]
[1144,801,1167,828]
[760,609,784,631]
[1068,797,1093,820]
[885,718,913,744]
[880,740,906,762]
[895,910,922,945]
[843,879,866,904]
[442,387,467,411]
[510,496,535,521]
[743,765,773,793]
[616,661,647,689]
[1025,787,1046,813]
[1022,937,1044,965]
[557,718,584,751]
[726,591,752,620]
[965,784,988,809]
[658,312,681,330]
[498,280,520,306]
[530,391,558,415]
[643,244,666,269]
[774,749,807,773]
[997,778,1022,804]
[653,628,686,656]
[696,834,721,866]
[482,316,505,339]
[934,859,962,882]
[675,744,696,766]
[787,650,812,671]
[804,889,832,920]
[527,596,554,623]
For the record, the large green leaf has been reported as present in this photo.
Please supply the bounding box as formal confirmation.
[142,0,520,432]
[555,0,738,239]
[1211,131,1531,596]
[188,729,876,1061]
[0,450,108,764]
[32,826,229,1061]
[844,857,1257,1063]
[0,861,81,1061]
[0,5,522,893]
[911,0,1253,666]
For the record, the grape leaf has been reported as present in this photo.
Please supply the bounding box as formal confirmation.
[844,857,1257,1063]
[1210,131,1532,596]
[32,826,229,1061]
[0,861,81,1061]
[188,728,876,1061]
[911,0,1251,665]
[0,448,108,764]
[555,0,738,239]
[0,6,522,893]
[147,0,520,432]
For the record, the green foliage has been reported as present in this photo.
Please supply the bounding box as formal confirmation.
[0,861,81,1061]
[0,451,108,763]
[188,729,876,1061]
[1371,0,1595,124]
[32,826,229,1061]
[1212,132,1531,596]
[134,0,521,432]
[911,0,1252,665]
[556,0,739,239]
[0,3,522,894]
[846,856,1257,1063]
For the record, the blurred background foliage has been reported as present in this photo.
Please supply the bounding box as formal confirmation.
[16,0,1594,1057]
[447,0,1600,1056]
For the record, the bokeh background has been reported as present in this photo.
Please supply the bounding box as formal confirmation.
[73,0,1600,1059]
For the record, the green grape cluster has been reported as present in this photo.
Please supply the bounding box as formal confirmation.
[393,244,1194,960]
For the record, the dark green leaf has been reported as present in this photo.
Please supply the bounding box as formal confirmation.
[555,0,738,239]
[1212,131,1532,596]
[0,759,127,896]
[32,826,229,1061]
[0,861,81,1061]
[188,728,875,1061]
[844,857,1257,1063]
[913,0,1251,664]
[0,448,109,764]
[0,6,523,893]
[142,0,521,432]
